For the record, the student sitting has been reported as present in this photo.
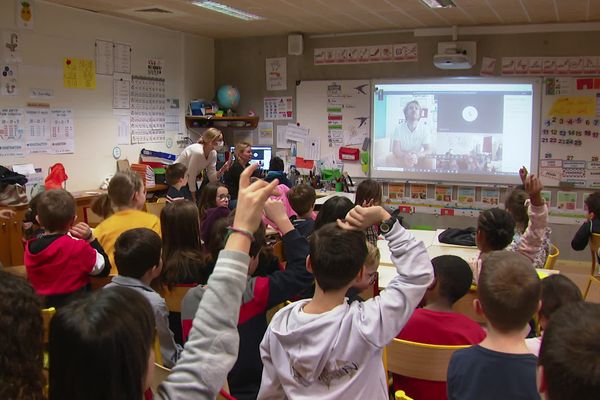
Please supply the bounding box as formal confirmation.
[346,241,380,303]
[257,205,433,399]
[0,270,44,400]
[447,251,542,400]
[48,163,279,400]
[393,255,486,400]
[198,181,231,246]
[265,156,290,187]
[313,195,354,231]
[505,168,552,268]
[537,302,600,400]
[94,170,161,273]
[525,274,582,356]
[165,163,192,203]
[354,179,384,246]
[287,183,316,238]
[104,228,182,368]
[475,174,547,277]
[182,199,313,400]
[571,191,600,254]
[24,189,110,308]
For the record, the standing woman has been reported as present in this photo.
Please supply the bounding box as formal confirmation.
[175,128,231,203]
[223,142,253,208]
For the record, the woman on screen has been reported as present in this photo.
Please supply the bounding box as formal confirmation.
[391,100,434,168]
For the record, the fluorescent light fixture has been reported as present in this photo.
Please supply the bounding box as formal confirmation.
[191,1,264,21]
[420,0,456,8]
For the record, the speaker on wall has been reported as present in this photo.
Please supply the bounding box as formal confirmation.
[288,34,303,56]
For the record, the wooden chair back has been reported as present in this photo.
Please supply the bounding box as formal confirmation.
[272,240,285,262]
[544,244,560,270]
[150,362,236,399]
[584,275,600,303]
[153,333,163,366]
[590,233,600,276]
[385,338,470,382]
[145,201,166,218]
[160,285,194,313]
[42,307,56,344]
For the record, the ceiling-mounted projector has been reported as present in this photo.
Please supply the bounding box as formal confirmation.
[434,41,476,70]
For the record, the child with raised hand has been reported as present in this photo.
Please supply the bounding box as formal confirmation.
[505,167,552,268]
[0,270,44,400]
[258,205,433,399]
[447,251,542,400]
[313,195,354,231]
[537,302,600,400]
[198,181,231,245]
[24,189,110,307]
[525,274,582,356]
[394,255,486,400]
[49,163,279,400]
[354,179,383,246]
[94,170,161,274]
[571,191,600,252]
[182,198,313,400]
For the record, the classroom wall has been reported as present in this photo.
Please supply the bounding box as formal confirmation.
[0,1,214,191]
[214,30,600,261]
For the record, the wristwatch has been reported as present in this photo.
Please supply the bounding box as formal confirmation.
[378,216,397,234]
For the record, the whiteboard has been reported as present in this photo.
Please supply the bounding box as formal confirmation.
[539,77,600,188]
[296,80,371,177]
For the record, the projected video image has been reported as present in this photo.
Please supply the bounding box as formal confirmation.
[372,80,537,182]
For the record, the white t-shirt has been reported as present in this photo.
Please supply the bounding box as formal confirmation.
[174,143,217,193]
[391,120,432,154]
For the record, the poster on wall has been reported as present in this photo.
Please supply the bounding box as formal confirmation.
[147,58,164,76]
[2,30,21,63]
[435,185,453,202]
[114,43,131,74]
[257,121,274,145]
[266,57,286,91]
[24,108,50,154]
[50,109,75,154]
[0,107,24,157]
[480,188,499,206]
[314,43,417,65]
[264,96,293,120]
[540,77,600,188]
[16,0,34,30]
[113,73,131,109]
[557,191,577,210]
[458,187,476,204]
[0,63,18,95]
[63,58,96,89]
[410,183,427,200]
[130,75,165,144]
[388,183,406,202]
[95,39,114,75]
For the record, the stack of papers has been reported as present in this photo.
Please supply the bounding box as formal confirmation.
[131,163,155,188]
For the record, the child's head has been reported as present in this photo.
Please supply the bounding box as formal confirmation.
[114,228,162,279]
[0,271,44,400]
[428,255,473,306]
[49,286,155,399]
[269,156,284,172]
[165,163,188,187]
[538,302,600,400]
[584,191,600,219]
[355,179,383,207]
[36,189,76,232]
[199,182,229,218]
[476,208,515,252]
[314,196,354,231]
[538,274,582,331]
[353,241,380,292]
[477,251,541,333]
[160,201,203,288]
[107,170,146,210]
[309,223,368,292]
[287,184,316,217]
[505,187,529,233]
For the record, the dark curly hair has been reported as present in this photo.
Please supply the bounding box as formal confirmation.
[477,208,515,251]
[0,271,44,400]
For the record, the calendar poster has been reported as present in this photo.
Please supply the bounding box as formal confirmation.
[264,96,293,120]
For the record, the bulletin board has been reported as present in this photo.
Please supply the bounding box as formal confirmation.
[296,80,371,177]
[540,77,600,188]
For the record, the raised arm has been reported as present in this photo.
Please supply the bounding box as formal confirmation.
[516,174,548,261]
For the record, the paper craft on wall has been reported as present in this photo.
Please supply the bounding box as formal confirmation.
[16,0,34,30]
[314,43,417,65]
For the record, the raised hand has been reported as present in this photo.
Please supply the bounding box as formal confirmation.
[70,222,94,242]
[337,205,391,231]
[524,174,544,206]
[519,166,528,185]
[233,164,279,233]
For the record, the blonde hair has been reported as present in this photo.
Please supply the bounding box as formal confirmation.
[199,127,222,144]
[108,170,143,208]
[365,241,380,267]
[234,141,252,159]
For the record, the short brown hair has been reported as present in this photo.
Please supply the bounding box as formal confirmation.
[37,189,76,231]
[287,184,316,216]
[355,179,382,206]
[309,223,367,292]
[165,163,187,186]
[114,228,162,279]
[107,170,143,208]
[478,251,541,333]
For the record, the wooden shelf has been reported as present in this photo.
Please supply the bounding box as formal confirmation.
[185,115,259,130]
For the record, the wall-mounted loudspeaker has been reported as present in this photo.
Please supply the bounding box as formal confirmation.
[288,34,303,56]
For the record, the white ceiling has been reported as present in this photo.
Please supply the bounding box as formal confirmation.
[45,0,600,38]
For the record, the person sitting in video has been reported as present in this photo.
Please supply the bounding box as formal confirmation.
[391,100,434,168]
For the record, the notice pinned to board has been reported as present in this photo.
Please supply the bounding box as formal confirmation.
[64,57,96,89]
[548,96,595,117]
[264,96,293,120]
[285,124,309,142]
[304,136,320,160]
[257,121,274,145]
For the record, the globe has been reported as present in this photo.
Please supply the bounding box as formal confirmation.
[216,85,240,110]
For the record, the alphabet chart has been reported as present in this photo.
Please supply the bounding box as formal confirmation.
[130,75,165,144]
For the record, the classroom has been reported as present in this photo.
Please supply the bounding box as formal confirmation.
[1,1,600,400]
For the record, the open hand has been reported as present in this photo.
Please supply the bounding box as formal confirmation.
[337,205,391,231]
[524,174,544,206]
[234,164,279,233]
[519,166,528,185]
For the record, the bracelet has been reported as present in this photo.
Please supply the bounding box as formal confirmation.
[84,230,93,241]
[225,226,255,242]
